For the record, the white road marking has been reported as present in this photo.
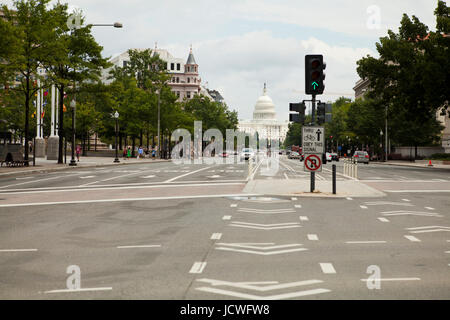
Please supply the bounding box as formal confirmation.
[222,215,232,220]
[291,197,298,201]
[79,176,96,179]
[364,201,414,206]
[360,205,368,209]
[346,197,353,200]
[404,235,421,242]
[378,217,390,222]
[425,207,435,210]
[299,216,309,221]
[406,226,450,233]
[382,210,442,217]
[294,205,302,209]
[402,199,411,202]
[230,204,237,208]
[237,208,296,214]
[385,190,450,193]
[308,234,319,241]
[15,177,33,180]
[319,263,336,274]
[284,173,289,180]
[346,241,387,244]
[0,173,86,189]
[0,193,262,208]
[189,262,207,274]
[142,175,156,178]
[165,167,212,183]
[211,233,222,240]
[229,221,301,230]
[116,245,161,249]
[360,278,420,282]
[44,287,112,294]
[0,249,38,252]
[196,278,324,292]
[215,243,307,255]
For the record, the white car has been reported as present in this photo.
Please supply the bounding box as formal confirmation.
[325,152,332,161]
[240,148,255,161]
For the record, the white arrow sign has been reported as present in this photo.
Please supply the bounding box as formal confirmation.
[215,242,308,255]
[196,278,330,300]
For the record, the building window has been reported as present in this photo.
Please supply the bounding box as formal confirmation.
[176,91,180,98]
[187,77,190,83]
[194,78,196,83]
[171,63,174,70]
[176,77,179,83]
[177,63,180,70]
[187,92,191,99]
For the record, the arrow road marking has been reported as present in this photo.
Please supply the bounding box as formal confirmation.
[382,210,443,217]
[364,201,414,206]
[406,226,450,233]
[215,243,307,255]
[195,278,330,300]
[229,221,301,230]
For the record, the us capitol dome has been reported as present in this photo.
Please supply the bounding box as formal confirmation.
[238,83,289,142]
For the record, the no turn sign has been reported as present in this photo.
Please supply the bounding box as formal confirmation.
[304,154,322,172]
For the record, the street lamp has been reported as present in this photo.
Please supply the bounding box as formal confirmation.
[114,111,120,163]
[156,88,161,159]
[89,22,123,28]
[69,99,77,166]
[380,130,384,161]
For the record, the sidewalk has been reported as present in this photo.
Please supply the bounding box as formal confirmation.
[243,179,385,198]
[0,156,170,177]
[372,160,450,169]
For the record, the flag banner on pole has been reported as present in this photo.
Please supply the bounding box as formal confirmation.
[44,90,49,97]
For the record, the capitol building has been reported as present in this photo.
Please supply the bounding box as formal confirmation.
[238,84,289,144]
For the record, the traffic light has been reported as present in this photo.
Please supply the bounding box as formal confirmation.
[289,102,306,124]
[305,54,326,95]
[317,102,332,125]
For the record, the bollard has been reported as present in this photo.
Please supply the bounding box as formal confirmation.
[248,159,253,180]
[332,164,336,194]
[311,172,315,192]
[355,161,358,179]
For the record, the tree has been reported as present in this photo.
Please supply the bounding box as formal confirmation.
[356,1,449,157]
[0,0,54,161]
[43,5,110,163]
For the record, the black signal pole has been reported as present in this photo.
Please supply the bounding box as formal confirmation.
[311,94,316,193]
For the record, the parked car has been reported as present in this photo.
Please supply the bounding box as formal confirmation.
[240,148,255,161]
[353,151,369,164]
[331,153,339,161]
[219,151,228,157]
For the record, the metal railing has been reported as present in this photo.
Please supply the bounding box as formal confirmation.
[343,158,358,179]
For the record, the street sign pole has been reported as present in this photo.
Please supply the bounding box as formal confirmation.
[311,94,316,192]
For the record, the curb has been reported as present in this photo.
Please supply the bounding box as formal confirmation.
[0,159,171,178]
[371,161,450,169]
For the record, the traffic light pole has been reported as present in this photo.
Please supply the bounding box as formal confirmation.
[311,94,316,193]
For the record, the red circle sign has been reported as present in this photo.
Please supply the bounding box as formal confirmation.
[305,154,322,171]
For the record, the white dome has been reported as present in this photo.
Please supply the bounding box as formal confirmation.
[253,85,276,121]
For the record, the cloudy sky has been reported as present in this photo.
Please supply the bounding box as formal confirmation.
[7,0,439,120]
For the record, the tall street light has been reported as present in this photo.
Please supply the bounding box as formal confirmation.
[156,88,161,159]
[69,99,77,166]
[380,129,383,161]
[114,111,120,163]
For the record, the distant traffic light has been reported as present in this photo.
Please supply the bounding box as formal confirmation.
[305,55,326,95]
[317,102,332,125]
[289,102,306,124]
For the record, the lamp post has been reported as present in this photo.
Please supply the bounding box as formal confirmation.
[114,111,120,163]
[69,99,77,166]
[156,88,161,159]
[385,105,388,162]
[380,129,383,161]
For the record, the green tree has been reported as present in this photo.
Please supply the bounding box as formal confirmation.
[0,0,54,161]
[356,1,449,157]
[43,5,110,163]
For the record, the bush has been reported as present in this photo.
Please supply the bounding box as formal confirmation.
[427,153,450,160]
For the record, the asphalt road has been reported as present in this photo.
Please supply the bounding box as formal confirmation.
[0,156,449,299]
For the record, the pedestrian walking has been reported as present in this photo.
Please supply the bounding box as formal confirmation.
[123,148,127,159]
[152,148,156,159]
[76,144,81,162]
[137,146,144,159]
[127,146,132,159]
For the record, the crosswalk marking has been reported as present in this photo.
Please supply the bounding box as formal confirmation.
[404,235,421,242]
[378,217,390,222]
[211,233,222,240]
[222,215,232,220]
[307,234,319,241]
[319,263,336,274]
[189,262,207,274]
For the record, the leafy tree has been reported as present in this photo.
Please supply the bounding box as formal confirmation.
[356,1,449,157]
[42,5,110,163]
[0,0,54,161]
